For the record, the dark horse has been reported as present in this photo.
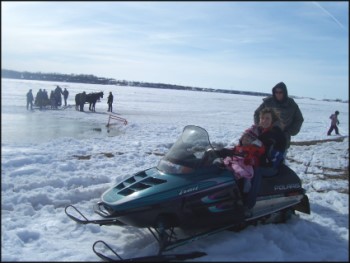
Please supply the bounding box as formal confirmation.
[75,93,82,111]
[75,92,103,112]
[86,92,103,112]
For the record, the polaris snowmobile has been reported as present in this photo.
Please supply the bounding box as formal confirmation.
[65,125,310,261]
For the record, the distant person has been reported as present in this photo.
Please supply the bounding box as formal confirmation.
[26,89,34,110]
[50,90,56,109]
[35,89,44,110]
[107,92,113,112]
[42,89,49,107]
[55,85,63,107]
[80,91,86,112]
[254,82,304,150]
[63,88,69,107]
[327,111,340,136]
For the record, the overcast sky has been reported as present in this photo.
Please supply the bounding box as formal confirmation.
[2,1,348,100]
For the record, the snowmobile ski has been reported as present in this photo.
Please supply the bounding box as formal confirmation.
[92,240,207,262]
[65,205,125,226]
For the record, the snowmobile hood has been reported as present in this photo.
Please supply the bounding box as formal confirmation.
[101,125,235,213]
[101,166,235,212]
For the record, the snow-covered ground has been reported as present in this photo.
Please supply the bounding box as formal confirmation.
[1,78,348,261]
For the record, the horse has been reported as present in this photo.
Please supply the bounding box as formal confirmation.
[75,93,81,111]
[75,92,87,111]
[86,92,103,112]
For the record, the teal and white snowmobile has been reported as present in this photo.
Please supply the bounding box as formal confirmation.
[65,125,310,261]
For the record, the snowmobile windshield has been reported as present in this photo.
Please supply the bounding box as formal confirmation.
[157,125,219,174]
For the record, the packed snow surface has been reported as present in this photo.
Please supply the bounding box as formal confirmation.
[1,78,348,261]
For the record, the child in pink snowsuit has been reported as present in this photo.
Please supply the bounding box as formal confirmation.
[224,125,265,193]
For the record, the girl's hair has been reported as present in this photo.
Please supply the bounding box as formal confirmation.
[259,107,283,128]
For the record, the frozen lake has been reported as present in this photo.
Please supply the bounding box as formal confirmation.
[1,78,348,262]
[1,78,348,147]
[1,105,123,145]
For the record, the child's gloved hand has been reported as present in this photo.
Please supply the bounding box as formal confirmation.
[270,150,284,168]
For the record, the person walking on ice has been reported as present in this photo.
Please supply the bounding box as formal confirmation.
[327,111,340,136]
[26,89,34,110]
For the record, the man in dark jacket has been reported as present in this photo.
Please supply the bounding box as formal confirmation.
[107,92,113,112]
[63,88,69,107]
[253,82,304,149]
[26,89,34,110]
[36,89,44,110]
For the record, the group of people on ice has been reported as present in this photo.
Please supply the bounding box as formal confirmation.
[217,81,341,216]
[26,86,69,110]
[215,82,302,216]
[27,86,114,113]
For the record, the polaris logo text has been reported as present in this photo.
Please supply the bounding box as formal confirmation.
[274,184,301,191]
[179,186,199,195]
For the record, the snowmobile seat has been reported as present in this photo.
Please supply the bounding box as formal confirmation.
[259,164,302,196]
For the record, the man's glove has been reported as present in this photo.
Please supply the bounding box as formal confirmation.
[215,148,235,158]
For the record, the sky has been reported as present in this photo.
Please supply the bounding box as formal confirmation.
[1,78,349,261]
[1,1,349,100]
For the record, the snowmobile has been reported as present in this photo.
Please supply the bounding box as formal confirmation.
[65,125,310,261]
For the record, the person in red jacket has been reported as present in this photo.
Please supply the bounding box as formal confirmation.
[243,108,287,215]
[219,108,287,216]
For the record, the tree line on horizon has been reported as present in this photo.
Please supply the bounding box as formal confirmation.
[2,68,346,102]
[2,68,272,97]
